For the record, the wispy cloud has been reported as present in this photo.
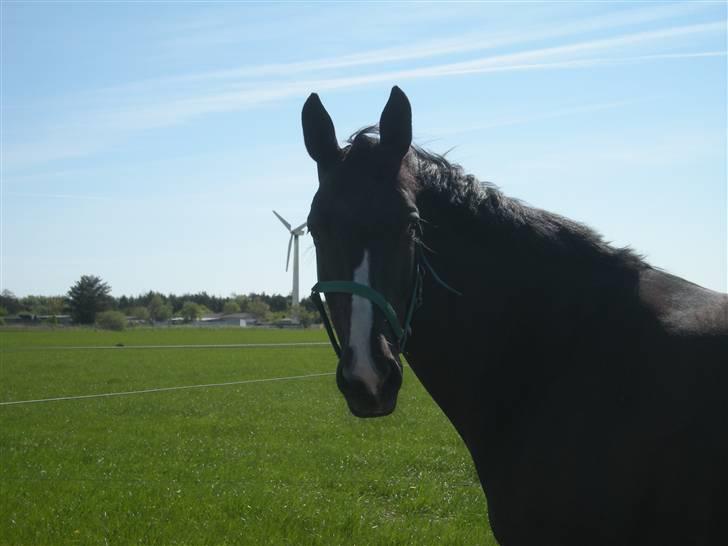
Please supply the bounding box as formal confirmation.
[4,15,725,171]
[95,21,725,128]
[104,1,707,91]
[333,20,722,83]
[100,21,726,131]
[420,99,641,138]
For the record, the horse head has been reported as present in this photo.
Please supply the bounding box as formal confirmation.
[302,87,421,418]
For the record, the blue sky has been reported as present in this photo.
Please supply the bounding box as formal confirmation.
[1,1,726,299]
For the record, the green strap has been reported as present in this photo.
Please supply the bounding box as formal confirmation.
[310,291,343,358]
[418,248,462,297]
[310,244,460,358]
[311,281,404,340]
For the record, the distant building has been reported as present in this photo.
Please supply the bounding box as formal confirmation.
[2,314,72,326]
[197,313,260,327]
[125,316,148,326]
[38,314,72,325]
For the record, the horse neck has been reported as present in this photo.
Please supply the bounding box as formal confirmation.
[405,182,645,453]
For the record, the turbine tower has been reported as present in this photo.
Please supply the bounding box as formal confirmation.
[273,210,307,308]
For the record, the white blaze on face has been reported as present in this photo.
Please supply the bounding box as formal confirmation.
[348,250,379,394]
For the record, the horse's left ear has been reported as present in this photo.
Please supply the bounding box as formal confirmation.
[379,86,412,165]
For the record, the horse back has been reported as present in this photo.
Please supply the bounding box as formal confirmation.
[639,267,728,337]
[479,268,728,545]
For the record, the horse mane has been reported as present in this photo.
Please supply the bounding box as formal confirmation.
[347,126,647,272]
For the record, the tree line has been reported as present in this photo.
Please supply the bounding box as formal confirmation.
[0,275,319,327]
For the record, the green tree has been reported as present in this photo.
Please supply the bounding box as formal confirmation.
[247,299,271,321]
[148,294,172,322]
[234,294,249,312]
[268,294,289,312]
[67,275,112,324]
[0,289,21,314]
[147,294,169,320]
[47,297,65,316]
[223,300,240,314]
[291,305,317,328]
[96,310,126,331]
[180,301,203,322]
[299,296,319,315]
[127,306,151,322]
[20,295,65,316]
[157,304,173,321]
[21,295,45,315]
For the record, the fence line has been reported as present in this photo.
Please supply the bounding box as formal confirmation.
[0,371,336,407]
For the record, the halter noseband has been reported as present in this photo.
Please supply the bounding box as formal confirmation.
[310,245,460,359]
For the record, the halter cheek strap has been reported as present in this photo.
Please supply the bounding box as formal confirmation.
[310,268,420,359]
[310,246,459,358]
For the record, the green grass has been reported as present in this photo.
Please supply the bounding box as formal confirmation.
[0,328,493,545]
[0,326,330,349]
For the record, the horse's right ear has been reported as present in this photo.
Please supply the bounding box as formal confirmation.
[302,93,340,166]
[379,86,412,164]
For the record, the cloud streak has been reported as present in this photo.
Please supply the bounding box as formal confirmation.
[4,16,725,171]
[92,20,728,132]
[419,99,642,138]
[104,2,708,91]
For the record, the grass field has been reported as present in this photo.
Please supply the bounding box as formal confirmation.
[0,327,493,545]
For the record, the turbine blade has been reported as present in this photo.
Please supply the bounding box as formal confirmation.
[286,234,293,272]
[273,210,291,231]
[292,221,307,234]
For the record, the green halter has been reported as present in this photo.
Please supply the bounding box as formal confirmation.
[310,246,460,358]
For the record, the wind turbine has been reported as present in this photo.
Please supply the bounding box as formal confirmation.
[273,210,307,308]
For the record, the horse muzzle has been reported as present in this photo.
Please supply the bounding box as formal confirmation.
[336,348,403,418]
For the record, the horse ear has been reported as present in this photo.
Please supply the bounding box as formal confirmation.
[302,93,340,166]
[379,86,412,164]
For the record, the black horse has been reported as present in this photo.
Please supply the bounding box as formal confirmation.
[302,86,728,546]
